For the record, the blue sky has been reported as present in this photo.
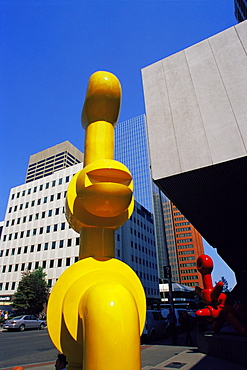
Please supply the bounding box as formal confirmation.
[0,0,237,288]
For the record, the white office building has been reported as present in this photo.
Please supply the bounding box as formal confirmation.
[0,142,160,308]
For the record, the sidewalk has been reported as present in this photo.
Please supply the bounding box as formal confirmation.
[1,344,247,370]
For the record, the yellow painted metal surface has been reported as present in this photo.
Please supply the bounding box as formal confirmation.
[47,71,146,370]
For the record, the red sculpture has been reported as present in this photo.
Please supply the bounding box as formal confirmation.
[195,254,247,336]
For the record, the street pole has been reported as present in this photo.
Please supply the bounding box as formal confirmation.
[158,189,174,312]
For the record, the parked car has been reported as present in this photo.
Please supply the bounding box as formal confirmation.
[142,310,167,342]
[3,315,46,331]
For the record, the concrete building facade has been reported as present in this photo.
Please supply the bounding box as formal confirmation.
[0,142,160,308]
[142,21,247,302]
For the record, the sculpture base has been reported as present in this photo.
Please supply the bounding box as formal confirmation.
[196,330,247,366]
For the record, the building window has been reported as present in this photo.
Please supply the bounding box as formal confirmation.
[44,197,47,204]
[31,200,35,207]
[42,212,45,218]
[5,249,9,256]
[5,282,9,290]
[23,216,26,223]
[39,227,43,235]
[57,193,61,200]
[55,208,59,215]
[21,263,25,271]
[15,264,18,272]
[28,262,32,270]
[33,229,37,236]
[2,266,6,273]
[11,248,15,255]
[30,245,34,252]
[48,279,52,288]
[59,240,64,248]
[46,182,49,189]
[37,244,41,252]
[58,259,62,267]
[35,213,39,220]
[50,260,54,268]
[48,210,52,217]
[61,223,65,230]
[67,239,72,247]
[52,241,56,249]
[52,180,56,187]
[35,261,39,269]
[42,261,46,268]
[17,247,21,254]
[20,231,24,238]
[44,243,48,250]
[54,224,58,232]
[59,178,62,185]
[29,215,33,221]
[24,246,28,253]
[46,226,50,233]
[50,195,54,202]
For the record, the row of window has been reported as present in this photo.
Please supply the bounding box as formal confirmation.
[10,177,70,200]
[180,263,196,267]
[130,215,154,230]
[175,222,190,227]
[130,241,156,257]
[1,256,79,274]
[130,227,155,242]
[131,255,157,270]
[2,222,69,242]
[177,238,193,244]
[181,269,197,274]
[175,227,191,232]
[8,192,66,213]
[178,250,195,255]
[176,233,192,238]
[5,207,64,227]
[181,275,198,281]
[178,244,194,249]
[0,236,79,257]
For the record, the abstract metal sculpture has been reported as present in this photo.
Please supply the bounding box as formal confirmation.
[47,71,146,370]
[195,254,247,336]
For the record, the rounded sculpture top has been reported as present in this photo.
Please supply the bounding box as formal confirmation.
[81,71,122,129]
[197,254,213,276]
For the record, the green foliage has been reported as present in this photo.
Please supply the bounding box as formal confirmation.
[13,267,49,315]
[215,276,230,293]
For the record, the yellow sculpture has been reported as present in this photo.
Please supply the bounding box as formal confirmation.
[47,71,146,370]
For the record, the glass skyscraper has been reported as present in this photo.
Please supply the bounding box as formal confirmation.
[115,115,169,279]
[115,115,153,213]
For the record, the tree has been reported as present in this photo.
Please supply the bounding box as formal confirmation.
[13,267,49,315]
[215,276,230,293]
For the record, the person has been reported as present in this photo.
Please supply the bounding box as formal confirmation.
[167,308,177,345]
[4,311,8,322]
[55,354,68,370]
[183,311,193,345]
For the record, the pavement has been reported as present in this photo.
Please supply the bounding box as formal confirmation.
[1,329,247,370]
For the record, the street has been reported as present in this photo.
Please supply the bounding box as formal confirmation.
[0,327,198,369]
[0,328,58,369]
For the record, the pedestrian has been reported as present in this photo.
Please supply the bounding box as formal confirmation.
[167,308,178,345]
[183,311,193,345]
[4,311,8,322]
[55,354,68,370]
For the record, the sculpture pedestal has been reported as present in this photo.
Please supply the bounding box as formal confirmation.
[196,330,247,366]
